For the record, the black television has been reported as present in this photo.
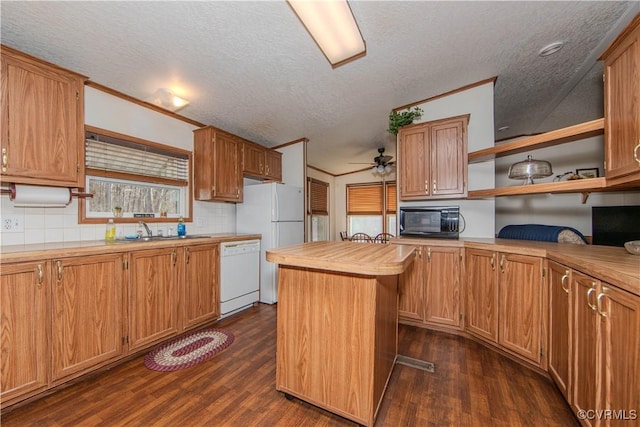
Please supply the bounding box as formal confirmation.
[592,205,640,247]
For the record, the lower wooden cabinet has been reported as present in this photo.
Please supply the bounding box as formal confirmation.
[182,243,219,329]
[465,248,543,365]
[51,254,124,382]
[128,247,181,351]
[548,261,572,401]
[397,244,461,329]
[571,270,640,427]
[0,261,49,406]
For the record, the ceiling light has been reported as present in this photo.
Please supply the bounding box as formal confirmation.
[149,88,190,112]
[539,41,564,57]
[287,0,366,68]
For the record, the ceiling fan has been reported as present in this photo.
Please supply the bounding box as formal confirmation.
[350,148,395,174]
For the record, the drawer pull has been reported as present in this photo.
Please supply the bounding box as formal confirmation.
[36,264,44,289]
[56,260,63,284]
[634,141,640,166]
[2,148,7,172]
[427,247,431,262]
[185,247,191,264]
[499,254,505,273]
[490,253,495,271]
[596,293,608,318]
[587,287,597,311]
[560,271,570,293]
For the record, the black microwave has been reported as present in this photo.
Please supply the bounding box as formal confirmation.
[399,206,460,239]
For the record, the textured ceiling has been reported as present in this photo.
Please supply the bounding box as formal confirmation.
[1,1,638,175]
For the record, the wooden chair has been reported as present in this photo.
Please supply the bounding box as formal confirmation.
[350,232,373,243]
[373,233,394,244]
[339,231,349,241]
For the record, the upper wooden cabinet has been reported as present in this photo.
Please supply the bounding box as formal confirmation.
[241,140,282,182]
[398,115,468,200]
[1,45,86,188]
[601,14,640,186]
[194,126,243,203]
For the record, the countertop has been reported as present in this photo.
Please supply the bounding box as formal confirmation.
[266,241,416,276]
[0,233,262,263]
[393,236,640,297]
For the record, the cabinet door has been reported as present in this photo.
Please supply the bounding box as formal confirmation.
[598,284,640,426]
[572,271,600,427]
[0,261,49,404]
[129,248,180,351]
[51,254,123,381]
[183,244,219,329]
[498,253,542,364]
[398,125,429,200]
[465,248,498,342]
[430,118,467,197]
[424,247,461,328]
[242,142,265,177]
[548,261,572,401]
[213,131,242,202]
[603,16,640,182]
[398,246,424,321]
[265,149,282,181]
[1,48,84,187]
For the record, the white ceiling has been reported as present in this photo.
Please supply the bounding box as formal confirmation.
[1,1,638,175]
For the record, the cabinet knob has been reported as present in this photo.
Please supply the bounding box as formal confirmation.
[634,141,640,166]
[490,253,495,271]
[36,264,44,289]
[427,247,431,262]
[2,147,7,172]
[499,254,506,273]
[56,260,63,285]
[433,180,436,193]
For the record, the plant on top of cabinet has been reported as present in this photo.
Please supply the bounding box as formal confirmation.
[1,45,86,187]
[388,107,423,135]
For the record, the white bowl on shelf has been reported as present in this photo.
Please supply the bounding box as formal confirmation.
[624,240,640,255]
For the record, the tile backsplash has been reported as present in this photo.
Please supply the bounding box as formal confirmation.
[0,196,237,246]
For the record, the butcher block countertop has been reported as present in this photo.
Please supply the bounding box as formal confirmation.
[266,241,416,276]
[0,233,261,263]
[393,236,640,297]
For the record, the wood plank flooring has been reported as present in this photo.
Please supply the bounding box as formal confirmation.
[1,304,578,426]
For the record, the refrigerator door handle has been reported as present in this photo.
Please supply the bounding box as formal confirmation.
[273,187,279,222]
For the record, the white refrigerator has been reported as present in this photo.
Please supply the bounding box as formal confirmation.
[236,182,304,304]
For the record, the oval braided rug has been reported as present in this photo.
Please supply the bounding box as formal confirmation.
[144,329,234,372]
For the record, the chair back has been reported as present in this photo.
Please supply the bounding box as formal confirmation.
[374,233,394,244]
[350,232,373,243]
[339,231,349,241]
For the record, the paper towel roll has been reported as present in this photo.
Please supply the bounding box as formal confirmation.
[10,184,72,208]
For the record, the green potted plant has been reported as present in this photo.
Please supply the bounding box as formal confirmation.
[113,206,123,217]
[387,107,424,135]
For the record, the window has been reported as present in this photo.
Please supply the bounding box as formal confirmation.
[347,182,396,237]
[308,178,329,241]
[81,126,192,223]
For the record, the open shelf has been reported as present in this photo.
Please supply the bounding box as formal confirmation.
[468,177,607,198]
[468,118,604,164]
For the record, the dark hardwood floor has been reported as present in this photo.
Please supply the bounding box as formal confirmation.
[1,304,578,426]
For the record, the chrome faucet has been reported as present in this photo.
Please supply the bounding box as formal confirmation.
[138,221,152,237]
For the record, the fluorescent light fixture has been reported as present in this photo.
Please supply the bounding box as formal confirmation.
[149,88,190,112]
[287,0,366,68]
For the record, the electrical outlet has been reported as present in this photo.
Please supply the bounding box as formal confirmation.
[2,215,24,233]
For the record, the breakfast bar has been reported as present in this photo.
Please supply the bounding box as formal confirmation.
[266,241,416,426]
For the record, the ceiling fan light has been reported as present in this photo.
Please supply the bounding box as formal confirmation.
[377,165,385,173]
[287,0,366,68]
[384,164,393,173]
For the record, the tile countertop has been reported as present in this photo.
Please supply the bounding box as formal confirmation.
[393,236,640,297]
[0,233,262,264]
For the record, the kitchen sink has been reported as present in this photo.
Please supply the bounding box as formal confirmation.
[112,235,212,243]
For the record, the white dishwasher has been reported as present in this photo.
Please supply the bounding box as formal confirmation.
[220,239,260,318]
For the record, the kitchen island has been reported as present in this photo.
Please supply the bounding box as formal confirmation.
[266,241,416,426]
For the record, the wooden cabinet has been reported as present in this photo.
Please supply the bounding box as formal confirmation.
[398,115,468,200]
[572,270,640,426]
[128,247,181,351]
[0,261,49,406]
[601,14,640,186]
[182,243,219,329]
[51,254,124,382]
[465,248,543,365]
[548,261,572,401]
[465,248,499,342]
[194,126,243,202]
[1,45,85,187]
[241,140,282,182]
[397,244,462,329]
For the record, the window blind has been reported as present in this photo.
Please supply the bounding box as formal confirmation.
[85,132,189,184]
[309,179,329,215]
[386,183,397,213]
[347,184,383,215]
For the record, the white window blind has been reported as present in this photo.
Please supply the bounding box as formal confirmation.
[86,131,189,184]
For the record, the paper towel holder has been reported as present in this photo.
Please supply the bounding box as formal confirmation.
[1,184,93,200]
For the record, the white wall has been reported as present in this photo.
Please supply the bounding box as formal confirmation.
[495,135,640,236]
[398,81,496,238]
[0,86,236,246]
